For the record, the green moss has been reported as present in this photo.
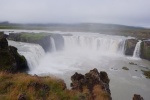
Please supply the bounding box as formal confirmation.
[20,33,51,41]
[141,42,150,60]
[141,70,150,79]
[0,50,15,71]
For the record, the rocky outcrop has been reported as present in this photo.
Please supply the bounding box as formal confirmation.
[36,35,51,52]
[71,68,111,100]
[8,33,64,52]
[0,32,28,73]
[140,40,150,61]
[133,94,144,100]
[125,39,138,56]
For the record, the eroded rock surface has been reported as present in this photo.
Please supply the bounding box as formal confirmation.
[71,68,112,100]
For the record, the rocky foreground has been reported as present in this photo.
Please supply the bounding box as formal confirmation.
[0,32,112,99]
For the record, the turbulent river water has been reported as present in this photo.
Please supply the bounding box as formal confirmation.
[4,30,150,100]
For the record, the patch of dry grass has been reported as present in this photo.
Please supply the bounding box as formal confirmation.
[0,72,111,100]
[0,72,75,100]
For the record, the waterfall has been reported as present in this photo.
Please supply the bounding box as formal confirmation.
[8,40,45,70]
[133,40,142,58]
[50,37,56,52]
[63,35,126,55]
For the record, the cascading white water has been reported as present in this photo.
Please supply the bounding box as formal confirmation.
[8,40,45,70]
[63,35,126,55]
[133,40,142,58]
[50,37,56,52]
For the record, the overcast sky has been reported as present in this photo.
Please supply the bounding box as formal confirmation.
[0,0,150,27]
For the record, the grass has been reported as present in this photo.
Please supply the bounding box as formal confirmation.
[0,72,72,100]
[0,72,111,100]
[1,24,150,39]
[20,33,51,41]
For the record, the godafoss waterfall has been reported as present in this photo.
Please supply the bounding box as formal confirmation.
[7,31,150,100]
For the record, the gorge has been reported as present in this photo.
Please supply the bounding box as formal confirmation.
[2,30,150,100]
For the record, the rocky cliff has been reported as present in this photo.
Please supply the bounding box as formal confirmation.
[125,39,138,56]
[140,40,150,61]
[8,33,64,52]
[71,68,112,100]
[125,38,150,61]
[0,32,28,73]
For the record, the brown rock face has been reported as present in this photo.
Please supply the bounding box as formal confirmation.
[133,94,144,100]
[71,68,112,100]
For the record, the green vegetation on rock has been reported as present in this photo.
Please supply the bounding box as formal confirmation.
[0,32,28,72]
[9,33,51,42]
[141,70,150,79]
[20,33,50,41]
[140,41,150,61]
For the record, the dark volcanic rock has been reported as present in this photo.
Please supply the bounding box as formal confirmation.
[140,40,150,61]
[125,39,138,56]
[100,71,110,84]
[71,68,112,100]
[133,94,144,100]
[0,32,28,73]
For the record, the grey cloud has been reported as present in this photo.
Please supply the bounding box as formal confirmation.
[0,0,150,27]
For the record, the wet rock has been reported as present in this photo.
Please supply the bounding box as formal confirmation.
[0,32,28,73]
[141,70,150,79]
[122,67,129,70]
[133,94,144,100]
[51,34,64,51]
[140,40,150,61]
[71,68,112,100]
[129,62,137,65]
[125,39,138,56]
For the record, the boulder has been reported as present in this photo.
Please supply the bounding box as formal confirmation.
[133,94,144,100]
[71,68,112,100]
[140,40,150,61]
[125,39,138,56]
[0,32,28,73]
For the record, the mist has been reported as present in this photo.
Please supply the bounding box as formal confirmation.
[0,0,150,27]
